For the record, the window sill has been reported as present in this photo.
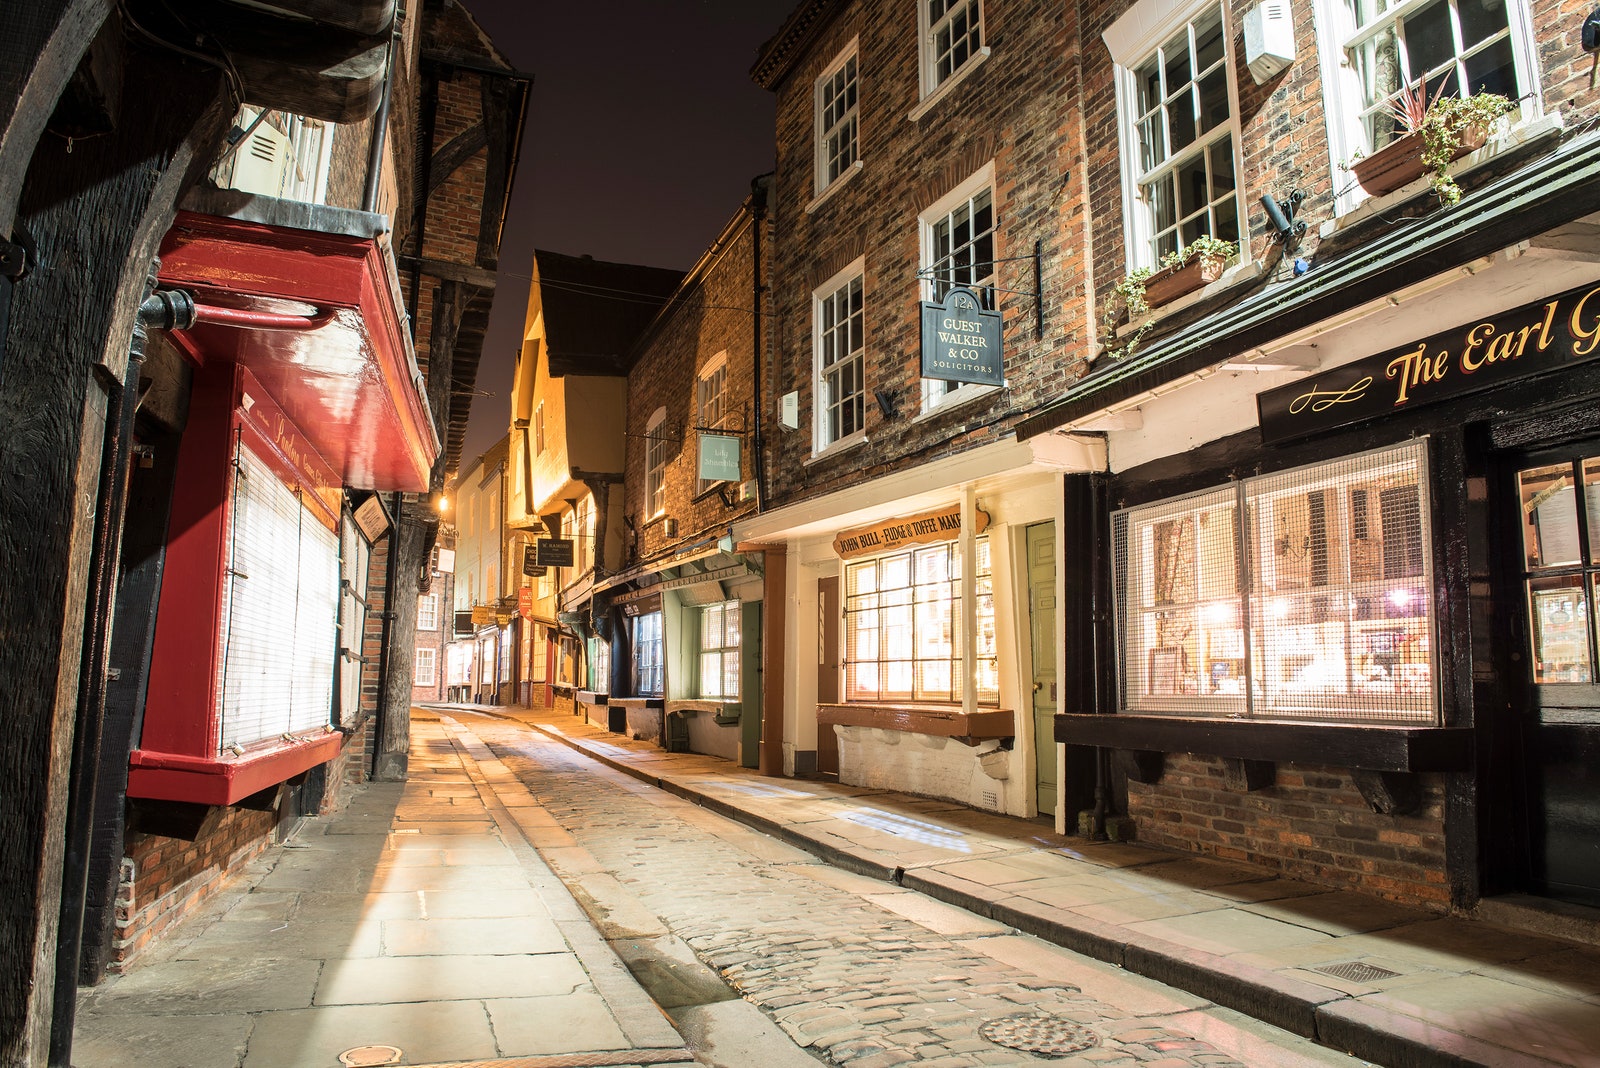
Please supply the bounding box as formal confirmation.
[806,160,864,214]
[576,689,608,706]
[609,696,664,710]
[908,47,992,123]
[807,430,868,465]
[913,382,1000,424]
[1324,113,1564,234]
[128,729,343,806]
[819,703,1013,745]
[1052,713,1472,774]
[667,699,742,725]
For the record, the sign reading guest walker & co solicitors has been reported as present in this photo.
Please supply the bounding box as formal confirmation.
[1257,282,1600,443]
[920,286,1003,386]
[833,504,991,559]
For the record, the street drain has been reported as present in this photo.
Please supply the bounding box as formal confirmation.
[339,1045,402,1066]
[980,1013,1100,1057]
[1314,961,1402,983]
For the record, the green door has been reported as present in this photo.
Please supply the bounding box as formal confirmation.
[1027,521,1058,815]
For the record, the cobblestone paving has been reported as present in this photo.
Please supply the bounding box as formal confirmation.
[473,722,1275,1068]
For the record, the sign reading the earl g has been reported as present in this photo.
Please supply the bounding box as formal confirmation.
[1258,282,1600,444]
[921,286,1002,386]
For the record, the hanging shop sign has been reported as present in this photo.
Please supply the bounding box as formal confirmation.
[833,504,991,559]
[920,286,1003,386]
[454,609,474,636]
[522,543,545,577]
[518,587,533,619]
[471,605,493,626]
[353,495,388,540]
[698,432,742,483]
[1258,282,1600,444]
[536,537,575,567]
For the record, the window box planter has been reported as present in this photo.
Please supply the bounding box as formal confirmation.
[1352,126,1487,198]
[1141,255,1228,307]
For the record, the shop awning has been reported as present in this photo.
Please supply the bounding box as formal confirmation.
[156,192,439,492]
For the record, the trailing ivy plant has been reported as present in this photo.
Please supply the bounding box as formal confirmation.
[1099,236,1239,362]
[1371,81,1515,206]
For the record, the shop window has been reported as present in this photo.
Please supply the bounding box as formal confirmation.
[632,611,664,695]
[414,647,438,688]
[499,625,513,685]
[1513,455,1600,686]
[1113,440,1435,723]
[589,636,611,692]
[844,537,997,703]
[337,516,371,725]
[920,167,997,411]
[814,261,866,453]
[1316,0,1537,208]
[920,0,984,97]
[1108,0,1242,270]
[220,443,339,749]
[417,592,439,631]
[448,643,473,688]
[816,44,859,195]
[700,601,741,699]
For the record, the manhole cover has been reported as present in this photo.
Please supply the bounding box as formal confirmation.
[1315,961,1402,983]
[980,1013,1100,1056]
[339,1046,403,1067]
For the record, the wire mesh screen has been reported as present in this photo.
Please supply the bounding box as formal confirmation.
[1113,438,1436,724]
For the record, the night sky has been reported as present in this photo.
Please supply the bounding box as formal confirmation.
[456,0,795,467]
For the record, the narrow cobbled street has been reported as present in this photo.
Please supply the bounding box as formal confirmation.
[460,710,1360,1068]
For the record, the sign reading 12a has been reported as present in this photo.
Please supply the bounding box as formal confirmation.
[921,287,1003,386]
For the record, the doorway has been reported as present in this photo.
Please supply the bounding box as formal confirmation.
[817,575,840,776]
[1496,442,1600,906]
[1026,521,1058,815]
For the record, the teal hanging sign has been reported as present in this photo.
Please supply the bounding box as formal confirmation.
[921,287,1002,385]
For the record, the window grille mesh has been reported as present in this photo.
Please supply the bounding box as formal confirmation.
[700,601,741,698]
[1113,439,1434,723]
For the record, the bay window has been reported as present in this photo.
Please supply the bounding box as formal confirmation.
[1113,440,1436,723]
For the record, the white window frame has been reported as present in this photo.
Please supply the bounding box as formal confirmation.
[699,601,741,699]
[812,258,867,456]
[843,536,997,704]
[919,163,999,413]
[918,0,987,101]
[697,352,730,495]
[633,611,664,696]
[645,407,668,518]
[414,647,438,688]
[815,42,860,198]
[1313,0,1541,215]
[417,592,439,632]
[1105,0,1246,273]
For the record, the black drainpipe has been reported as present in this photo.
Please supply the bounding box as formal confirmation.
[362,18,399,214]
[48,274,158,1066]
[749,174,771,510]
[372,490,402,776]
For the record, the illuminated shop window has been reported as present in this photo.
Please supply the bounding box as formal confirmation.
[1113,439,1435,723]
[633,611,664,695]
[844,537,996,703]
[700,601,741,699]
[1513,455,1600,686]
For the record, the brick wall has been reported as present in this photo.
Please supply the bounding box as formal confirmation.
[115,807,276,967]
[1129,755,1450,907]
[626,209,767,563]
[762,0,1087,509]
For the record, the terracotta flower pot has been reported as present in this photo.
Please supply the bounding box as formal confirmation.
[1142,255,1227,307]
[1351,126,1487,198]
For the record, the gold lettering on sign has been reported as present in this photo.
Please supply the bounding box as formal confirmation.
[1288,377,1372,414]
[1571,288,1600,358]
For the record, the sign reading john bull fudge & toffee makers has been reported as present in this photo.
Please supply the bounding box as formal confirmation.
[833,504,991,559]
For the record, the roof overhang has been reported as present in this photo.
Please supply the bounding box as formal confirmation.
[157,199,439,492]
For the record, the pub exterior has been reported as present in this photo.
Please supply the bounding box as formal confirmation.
[1032,130,1600,911]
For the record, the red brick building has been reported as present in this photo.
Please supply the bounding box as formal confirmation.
[744,0,1600,920]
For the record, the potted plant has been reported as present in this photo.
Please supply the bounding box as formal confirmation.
[1350,82,1515,205]
[1099,235,1238,361]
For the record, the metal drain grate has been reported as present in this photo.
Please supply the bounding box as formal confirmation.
[1314,961,1402,983]
[979,1013,1100,1057]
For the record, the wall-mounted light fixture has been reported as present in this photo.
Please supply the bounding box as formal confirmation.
[875,389,898,420]
[1261,190,1307,252]
[662,518,679,538]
